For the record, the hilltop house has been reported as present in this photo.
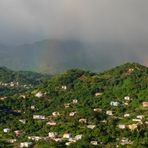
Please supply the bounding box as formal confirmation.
[19,119,26,124]
[8,139,17,144]
[137,115,144,119]
[75,135,82,140]
[64,103,70,108]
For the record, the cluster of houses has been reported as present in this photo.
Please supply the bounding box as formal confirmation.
[0,81,32,89]
[2,92,148,147]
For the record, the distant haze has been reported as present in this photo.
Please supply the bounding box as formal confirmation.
[0,0,148,72]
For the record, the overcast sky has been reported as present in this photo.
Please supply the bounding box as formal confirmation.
[0,0,148,45]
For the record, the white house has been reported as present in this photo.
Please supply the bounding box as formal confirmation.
[3,128,10,133]
[7,139,17,144]
[62,85,67,90]
[64,103,70,108]
[142,102,148,107]
[52,112,60,117]
[90,141,98,145]
[35,92,43,98]
[87,125,96,129]
[20,142,32,148]
[72,99,78,104]
[93,108,102,112]
[63,133,72,139]
[132,119,142,122]
[95,92,103,96]
[69,112,77,117]
[124,114,130,117]
[118,124,126,129]
[33,115,46,120]
[19,119,26,124]
[46,121,57,126]
[79,118,87,123]
[124,96,130,101]
[137,115,144,119]
[75,135,82,141]
[110,101,120,106]
[106,110,113,116]
[48,132,57,138]
[128,124,138,131]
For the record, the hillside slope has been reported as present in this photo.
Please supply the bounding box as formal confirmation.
[0,63,147,147]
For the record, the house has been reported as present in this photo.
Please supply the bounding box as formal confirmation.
[62,85,67,90]
[63,133,72,139]
[7,139,17,144]
[124,114,130,117]
[64,103,70,108]
[124,96,130,101]
[69,112,77,117]
[28,136,43,141]
[75,135,82,141]
[20,95,26,99]
[65,141,73,146]
[19,119,26,124]
[14,130,23,136]
[30,105,35,110]
[110,101,120,106]
[87,125,96,129]
[95,92,103,96]
[0,96,7,100]
[72,99,78,104]
[35,92,43,98]
[93,108,102,112]
[3,128,10,133]
[79,118,87,123]
[124,102,129,106]
[33,115,46,120]
[90,141,98,145]
[121,137,133,145]
[20,142,32,148]
[106,110,113,116]
[46,121,57,126]
[53,138,62,142]
[132,119,142,122]
[118,124,126,129]
[68,138,76,143]
[142,102,148,107]
[48,132,57,138]
[137,115,144,119]
[52,112,60,117]
[128,124,138,130]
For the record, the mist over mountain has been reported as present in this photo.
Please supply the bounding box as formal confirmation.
[0,39,147,73]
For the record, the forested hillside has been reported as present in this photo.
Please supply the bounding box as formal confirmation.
[0,63,147,147]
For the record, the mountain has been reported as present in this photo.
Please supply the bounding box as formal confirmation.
[0,40,145,73]
[0,63,147,147]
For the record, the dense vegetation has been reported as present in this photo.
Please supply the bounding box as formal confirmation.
[0,63,148,147]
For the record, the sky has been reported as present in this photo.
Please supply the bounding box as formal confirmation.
[0,0,148,67]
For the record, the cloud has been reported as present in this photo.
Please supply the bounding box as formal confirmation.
[0,0,147,67]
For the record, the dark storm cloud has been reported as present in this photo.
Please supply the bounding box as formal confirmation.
[0,0,148,67]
